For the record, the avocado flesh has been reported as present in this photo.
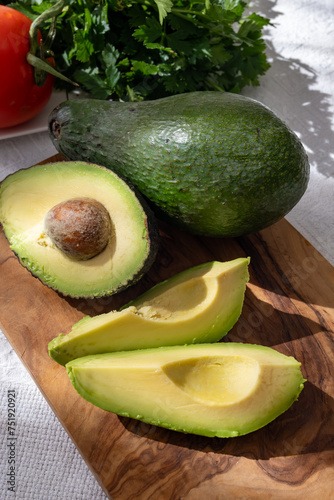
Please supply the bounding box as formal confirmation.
[49,91,310,237]
[66,343,305,437]
[0,162,158,298]
[49,258,250,365]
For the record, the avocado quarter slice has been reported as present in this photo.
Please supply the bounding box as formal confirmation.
[66,343,305,438]
[48,258,250,365]
[0,161,159,298]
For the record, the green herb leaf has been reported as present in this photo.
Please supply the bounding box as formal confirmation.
[154,0,174,24]
[9,0,271,101]
[73,69,110,99]
[102,44,121,87]
[74,30,94,63]
[133,17,162,43]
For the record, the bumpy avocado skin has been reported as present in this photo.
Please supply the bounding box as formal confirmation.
[49,92,310,237]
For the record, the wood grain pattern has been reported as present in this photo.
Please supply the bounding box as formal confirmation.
[0,155,334,499]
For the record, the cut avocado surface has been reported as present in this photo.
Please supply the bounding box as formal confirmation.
[49,258,250,365]
[66,343,305,438]
[0,161,158,298]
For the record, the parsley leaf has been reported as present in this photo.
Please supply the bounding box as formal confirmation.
[8,0,271,100]
[154,0,173,24]
[133,17,162,44]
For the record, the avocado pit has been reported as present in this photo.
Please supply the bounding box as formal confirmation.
[44,197,112,260]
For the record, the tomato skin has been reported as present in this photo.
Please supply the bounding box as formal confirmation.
[0,6,55,129]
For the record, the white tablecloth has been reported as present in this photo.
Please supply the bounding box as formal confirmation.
[1,1,333,498]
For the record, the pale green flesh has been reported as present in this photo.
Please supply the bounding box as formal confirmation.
[66,343,305,438]
[0,162,153,298]
[49,258,250,365]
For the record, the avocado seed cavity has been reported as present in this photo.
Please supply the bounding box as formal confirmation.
[44,197,112,260]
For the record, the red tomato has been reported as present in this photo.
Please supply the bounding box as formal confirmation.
[0,6,55,129]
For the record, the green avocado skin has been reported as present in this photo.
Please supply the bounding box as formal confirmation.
[49,92,310,237]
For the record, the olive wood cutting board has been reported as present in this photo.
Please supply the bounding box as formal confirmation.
[1,154,334,499]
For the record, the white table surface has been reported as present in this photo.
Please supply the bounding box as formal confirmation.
[1,1,333,498]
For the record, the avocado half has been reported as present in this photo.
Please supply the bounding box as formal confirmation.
[0,161,159,298]
[49,258,250,365]
[66,343,305,438]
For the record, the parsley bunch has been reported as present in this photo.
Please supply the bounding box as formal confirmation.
[8,0,271,101]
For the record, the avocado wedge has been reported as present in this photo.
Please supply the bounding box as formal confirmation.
[49,258,250,365]
[66,343,305,438]
[0,161,158,298]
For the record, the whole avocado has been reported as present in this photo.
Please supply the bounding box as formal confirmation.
[49,92,310,237]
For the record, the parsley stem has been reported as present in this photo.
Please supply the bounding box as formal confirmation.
[171,8,207,18]
[170,9,232,38]
[204,78,225,92]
